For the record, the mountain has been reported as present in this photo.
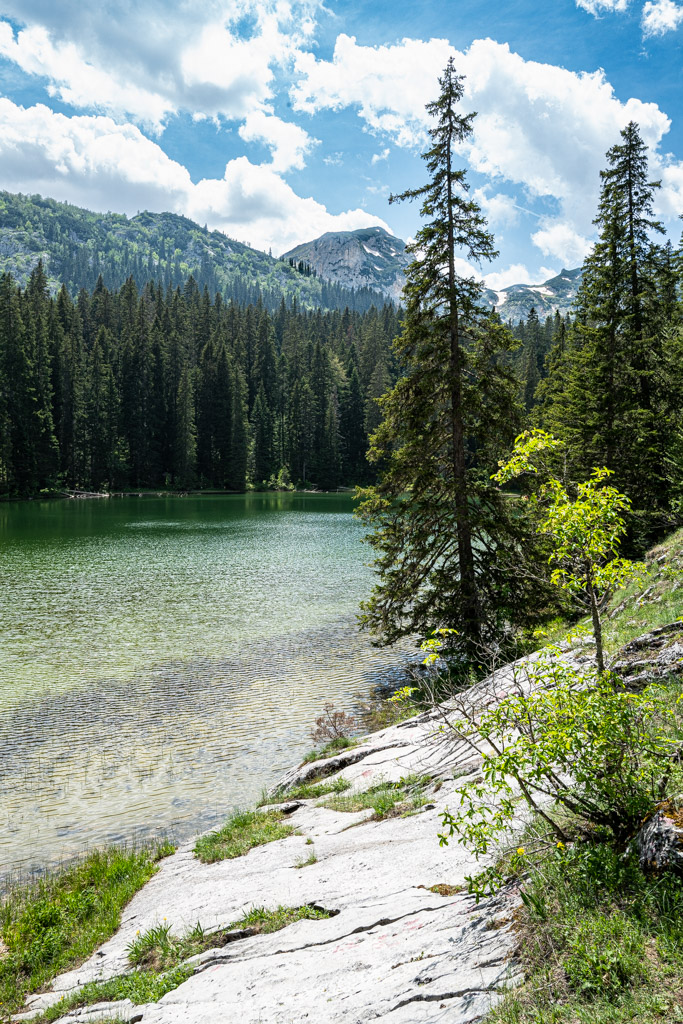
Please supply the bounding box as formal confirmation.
[282,226,410,303]
[284,225,582,320]
[487,268,583,321]
[0,192,582,321]
[0,191,389,313]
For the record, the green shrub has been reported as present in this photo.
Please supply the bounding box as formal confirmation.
[438,657,682,896]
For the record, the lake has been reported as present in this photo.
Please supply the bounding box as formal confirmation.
[0,494,414,879]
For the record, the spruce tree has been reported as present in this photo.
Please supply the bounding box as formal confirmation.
[174,364,197,489]
[541,121,677,539]
[251,383,274,484]
[357,59,532,658]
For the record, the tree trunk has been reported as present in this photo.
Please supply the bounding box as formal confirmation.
[588,582,605,674]
[446,120,480,651]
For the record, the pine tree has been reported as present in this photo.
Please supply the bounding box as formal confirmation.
[251,383,274,484]
[174,364,197,489]
[0,273,35,494]
[341,363,366,482]
[86,327,118,489]
[228,366,248,491]
[357,60,532,657]
[540,122,676,539]
[26,262,59,488]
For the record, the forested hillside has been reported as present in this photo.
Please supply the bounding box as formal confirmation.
[0,192,387,314]
[0,266,401,496]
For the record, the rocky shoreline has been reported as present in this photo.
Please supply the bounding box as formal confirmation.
[16,676,529,1024]
[15,620,683,1024]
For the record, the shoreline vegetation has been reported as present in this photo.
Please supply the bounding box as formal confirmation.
[0,485,358,502]
[3,527,683,1023]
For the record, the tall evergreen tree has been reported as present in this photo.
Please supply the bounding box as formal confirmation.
[541,121,677,539]
[251,383,274,484]
[174,364,197,489]
[357,60,533,657]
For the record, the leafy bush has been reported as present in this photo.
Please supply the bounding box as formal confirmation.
[489,840,683,1021]
[438,655,682,894]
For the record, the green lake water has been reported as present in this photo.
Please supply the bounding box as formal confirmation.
[0,494,414,878]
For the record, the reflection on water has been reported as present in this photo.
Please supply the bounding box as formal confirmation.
[0,495,415,878]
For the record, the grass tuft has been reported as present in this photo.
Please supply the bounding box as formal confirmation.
[127,904,331,973]
[300,736,358,765]
[0,841,174,1021]
[260,776,351,805]
[236,904,330,933]
[293,851,318,869]
[31,965,192,1023]
[193,810,295,864]
[320,775,431,820]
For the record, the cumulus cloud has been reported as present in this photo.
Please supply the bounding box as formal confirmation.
[484,264,537,291]
[238,111,318,171]
[0,99,388,254]
[0,0,321,126]
[293,33,453,147]
[473,188,520,228]
[575,0,630,14]
[0,22,172,131]
[531,220,593,264]
[292,34,679,265]
[371,148,390,164]
[642,0,683,35]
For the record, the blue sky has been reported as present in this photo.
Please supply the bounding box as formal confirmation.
[0,0,681,288]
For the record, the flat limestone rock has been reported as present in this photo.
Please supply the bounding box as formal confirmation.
[25,661,553,1024]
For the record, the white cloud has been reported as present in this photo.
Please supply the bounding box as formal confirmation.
[0,99,389,255]
[0,1,322,126]
[484,264,536,291]
[371,148,390,164]
[323,152,343,166]
[292,35,679,266]
[531,219,593,264]
[238,111,317,171]
[0,22,172,131]
[642,0,683,35]
[292,33,453,147]
[575,0,630,14]
[473,188,520,228]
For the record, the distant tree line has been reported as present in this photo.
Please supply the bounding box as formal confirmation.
[0,267,401,496]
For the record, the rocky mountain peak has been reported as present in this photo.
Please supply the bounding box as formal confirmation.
[284,225,583,320]
[281,226,410,303]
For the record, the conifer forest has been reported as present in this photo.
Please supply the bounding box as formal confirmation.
[0,270,400,495]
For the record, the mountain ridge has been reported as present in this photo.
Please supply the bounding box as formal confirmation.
[0,191,389,314]
[285,226,582,320]
[0,191,581,320]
